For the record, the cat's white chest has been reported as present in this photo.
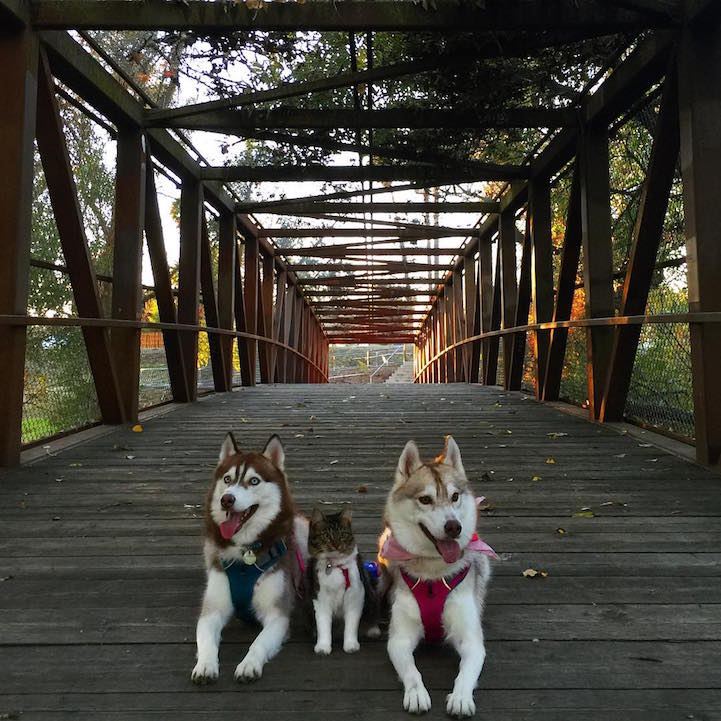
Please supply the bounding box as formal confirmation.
[316,563,359,615]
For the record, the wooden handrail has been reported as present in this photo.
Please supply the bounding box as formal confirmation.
[0,314,328,382]
[413,311,721,382]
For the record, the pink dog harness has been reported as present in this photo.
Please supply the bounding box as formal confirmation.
[380,530,498,642]
[400,566,471,641]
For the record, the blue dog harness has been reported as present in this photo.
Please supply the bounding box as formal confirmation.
[221,540,288,623]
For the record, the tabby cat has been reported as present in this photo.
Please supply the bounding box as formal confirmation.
[306,507,380,654]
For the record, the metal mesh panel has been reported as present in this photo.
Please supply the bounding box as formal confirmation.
[22,325,101,445]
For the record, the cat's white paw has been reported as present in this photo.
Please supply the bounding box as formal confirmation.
[403,684,431,714]
[365,625,382,639]
[314,641,332,655]
[446,689,476,718]
[343,638,360,653]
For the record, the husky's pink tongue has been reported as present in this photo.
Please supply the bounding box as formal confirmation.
[219,513,241,540]
[436,539,462,563]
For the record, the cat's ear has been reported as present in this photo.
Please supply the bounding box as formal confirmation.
[339,507,352,526]
[310,507,324,525]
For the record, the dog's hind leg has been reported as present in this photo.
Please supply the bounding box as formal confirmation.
[387,598,431,714]
[191,568,234,684]
[443,593,486,718]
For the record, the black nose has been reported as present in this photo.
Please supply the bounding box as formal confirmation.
[220,493,235,510]
[444,519,461,539]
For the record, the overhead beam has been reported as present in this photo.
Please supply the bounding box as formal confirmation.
[259,227,479,239]
[251,201,500,215]
[30,0,669,33]
[154,108,574,132]
[203,164,526,183]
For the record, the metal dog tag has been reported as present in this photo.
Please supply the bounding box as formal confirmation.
[242,549,257,565]
[325,562,333,576]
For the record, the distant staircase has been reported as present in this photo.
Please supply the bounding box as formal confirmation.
[385,359,415,384]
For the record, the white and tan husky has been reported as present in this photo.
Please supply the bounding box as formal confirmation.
[378,436,497,718]
[191,432,308,685]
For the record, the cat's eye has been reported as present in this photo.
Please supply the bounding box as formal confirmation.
[249,477,261,486]
[223,475,232,485]
[418,495,433,505]
[451,492,459,502]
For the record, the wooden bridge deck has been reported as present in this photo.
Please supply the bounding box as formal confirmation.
[1,384,720,720]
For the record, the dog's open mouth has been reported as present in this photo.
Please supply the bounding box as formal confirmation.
[219,505,258,540]
[419,523,461,564]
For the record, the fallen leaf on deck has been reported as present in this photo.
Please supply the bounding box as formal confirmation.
[356,484,367,494]
[477,499,495,512]
[638,443,652,448]
[0,575,13,582]
[573,510,595,518]
[545,458,555,464]
[547,432,568,438]
[163,440,173,445]
[506,430,513,435]
[330,459,339,465]
[309,415,317,422]
[294,433,304,438]
[125,455,135,460]
[532,475,542,481]
[132,424,143,433]
[523,568,548,579]
[556,528,566,535]
[240,418,249,424]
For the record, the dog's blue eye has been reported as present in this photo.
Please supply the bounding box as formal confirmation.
[249,477,261,486]
[223,475,232,485]
[452,492,459,502]
[418,495,433,505]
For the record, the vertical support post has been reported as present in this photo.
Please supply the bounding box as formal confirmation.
[601,71,680,422]
[464,244,480,383]
[282,284,295,382]
[484,248,502,386]
[529,177,554,399]
[144,154,189,402]
[543,163,582,401]
[437,295,447,383]
[273,267,287,382]
[243,237,259,385]
[259,252,275,383]
[453,267,465,381]
[578,124,615,419]
[499,207,518,388]
[177,178,203,400]
[233,246,253,386]
[217,211,236,390]
[200,218,229,392]
[111,127,146,421]
[678,16,721,464]
[292,293,304,382]
[35,49,124,423]
[0,29,38,465]
[479,236,494,384]
[508,224,532,391]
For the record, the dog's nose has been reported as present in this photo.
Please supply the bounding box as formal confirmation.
[444,519,462,538]
[220,493,235,510]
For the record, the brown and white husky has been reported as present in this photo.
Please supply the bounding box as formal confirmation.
[191,433,308,684]
[378,436,497,717]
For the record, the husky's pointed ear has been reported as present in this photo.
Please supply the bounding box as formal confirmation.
[262,434,285,471]
[439,435,465,476]
[339,506,353,525]
[396,440,422,484]
[219,432,238,463]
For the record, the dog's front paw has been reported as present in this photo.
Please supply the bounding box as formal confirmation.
[446,689,476,718]
[234,654,263,682]
[343,638,360,653]
[314,640,332,655]
[190,659,218,685]
[403,684,431,714]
